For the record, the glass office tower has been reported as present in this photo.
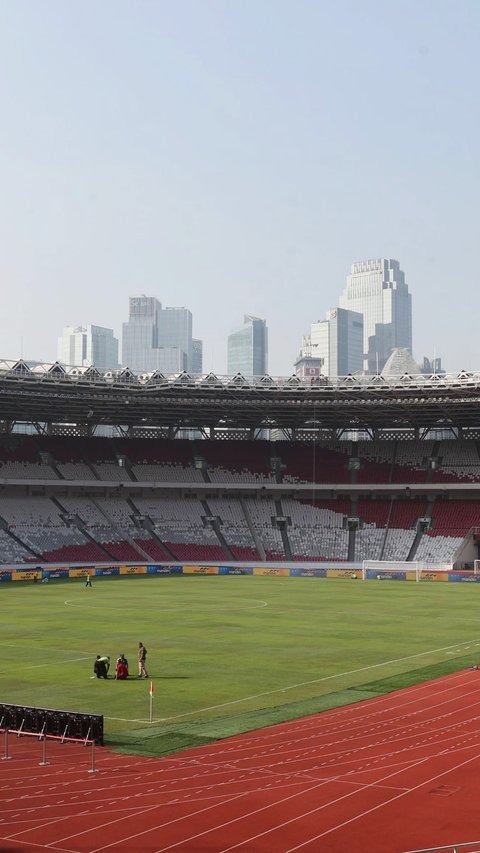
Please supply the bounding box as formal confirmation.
[227,315,268,376]
[339,259,412,373]
[57,325,119,370]
[296,308,363,378]
[192,339,203,374]
[122,296,162,372]
[157,307,192,369]
[122,297,201,373]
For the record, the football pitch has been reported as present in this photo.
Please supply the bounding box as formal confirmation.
[2,574,480,757]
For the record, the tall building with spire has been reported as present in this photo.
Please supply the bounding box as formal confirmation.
[339,259,412,373]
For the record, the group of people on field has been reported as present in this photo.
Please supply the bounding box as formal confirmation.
[93,643,148,680]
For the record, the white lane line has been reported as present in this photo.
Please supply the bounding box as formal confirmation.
[215,746,480,853]
[282,748,480,852]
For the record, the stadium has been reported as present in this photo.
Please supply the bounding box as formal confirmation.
[3,359,480,853]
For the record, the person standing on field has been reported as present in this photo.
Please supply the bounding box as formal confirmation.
[138,642,148,678]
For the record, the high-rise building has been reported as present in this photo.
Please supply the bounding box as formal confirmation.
[57,325,118,370]
[157,307,192,368]
[227,315,268,376]
[192,339,203,374]
[155,347,188,374]
[122,296,162,372]
[122,297,201,373]
[339,259,412,373]
[295,308,363,379]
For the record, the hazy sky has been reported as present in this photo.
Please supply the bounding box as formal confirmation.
[0,0,478,375]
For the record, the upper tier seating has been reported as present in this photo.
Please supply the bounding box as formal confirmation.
[200,441,275,484]
[356,441,394,483]
[281,443,351,484]
[432,440,480,482]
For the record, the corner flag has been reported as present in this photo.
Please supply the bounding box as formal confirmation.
[149,681,154,697]
[149,680,154,722]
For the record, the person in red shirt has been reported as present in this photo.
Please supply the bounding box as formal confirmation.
[115,654,128,680]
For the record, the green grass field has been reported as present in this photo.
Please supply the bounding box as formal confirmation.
[3,574,480,757]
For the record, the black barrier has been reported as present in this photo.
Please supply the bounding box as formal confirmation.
[0,703,103,745]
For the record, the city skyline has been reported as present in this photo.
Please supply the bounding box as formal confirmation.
[1,2,479,375]
[54,267,418,376]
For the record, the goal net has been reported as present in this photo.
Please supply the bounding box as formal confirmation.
[362,560,422,582]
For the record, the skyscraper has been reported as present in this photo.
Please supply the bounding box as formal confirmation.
[192,339,203,374]
[227,315,268,376]
[57,325,119,370]
[295,308,363,379]
[122,296,162,372]
[339,259,412,373]
[157,307,192,368]
[122,297,201,373]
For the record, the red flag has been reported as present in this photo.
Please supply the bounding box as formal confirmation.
[149,681,154,698]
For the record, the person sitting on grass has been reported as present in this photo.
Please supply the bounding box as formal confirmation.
[115,654,129,680]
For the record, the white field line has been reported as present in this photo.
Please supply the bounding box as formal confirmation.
[63,598,268,612]
[0,655,91,675]
[105,636,480,723]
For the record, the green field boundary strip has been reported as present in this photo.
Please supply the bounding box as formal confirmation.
[108,653,479,757]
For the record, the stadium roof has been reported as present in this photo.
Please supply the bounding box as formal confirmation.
[1,360,480,433]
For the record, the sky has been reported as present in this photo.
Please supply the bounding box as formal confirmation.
[0,0,479,375]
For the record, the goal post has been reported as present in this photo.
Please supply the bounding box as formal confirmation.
[474,560,480,575]
[362,560,422,582]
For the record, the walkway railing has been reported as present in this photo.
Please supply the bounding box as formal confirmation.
[0,722,97,773]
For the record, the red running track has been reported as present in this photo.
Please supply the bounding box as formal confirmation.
[2,669,480,852]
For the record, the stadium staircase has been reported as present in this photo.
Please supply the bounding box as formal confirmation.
[274,498,292,560]
[84,460,101,480]
[426,441,441,484]
[87,497,153,561]
[378,498,394,559]
[407,498,434,561]
[109,447,137,482]
[200,498,235,560]
[127,497,177,561]
[240,496,266,561]
[51,496,114,561]
[191,440,211,483]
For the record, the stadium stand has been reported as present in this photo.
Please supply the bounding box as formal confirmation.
[0,431,478,567]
